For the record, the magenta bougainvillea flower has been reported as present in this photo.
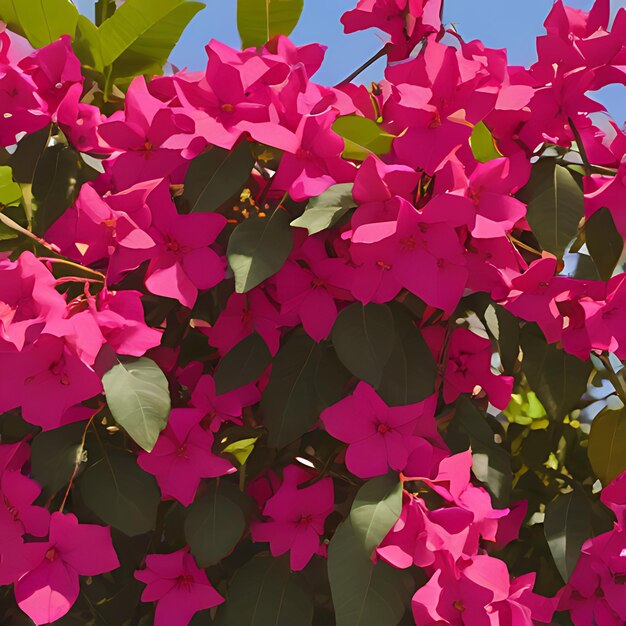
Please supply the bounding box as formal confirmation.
[137,408,234,506]
[251,465,334,570]
[321,382,440,478]
[135,549,224,626]
[15,513,119,625]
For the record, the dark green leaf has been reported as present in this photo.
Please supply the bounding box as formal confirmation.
[227,209,293,293]
[517,158,584,258]
[350,474,403,556]
[328,520,412,626]
[0,0,78,47]
[214,332,271,394]
[544,488,593,582]
[8,125,52,184]
[332,303,395,388]
[98,0,205,78]
[237,0,304,48]
[454,395,512,504]
[80,446,160,536]
[31,144,80,234]
[520,324,592,421]
[332,116,394,161]
[588,408,626,485]
[30,422,84,495]
[290,183,355,235]
[215,555,313,626]
[184,142,255,213]
[377,303,437,405]
[481,303,520,375]
[586,207,623,280]
[261,334,322,448]
[102,357,171,453]
[185,482,246,567]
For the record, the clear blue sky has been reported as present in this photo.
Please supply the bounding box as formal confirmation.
[75,0,624,122]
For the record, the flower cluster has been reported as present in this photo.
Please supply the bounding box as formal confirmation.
[0,0,624,623]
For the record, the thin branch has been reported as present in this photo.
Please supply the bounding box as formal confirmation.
[568,116,592,177]
[598,353,626,407]
[508,235,543,257]
[337,43,392,86]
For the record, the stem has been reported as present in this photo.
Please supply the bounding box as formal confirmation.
[40,257,106,281]
[59,412,98,512]
[568,116,592,177]
[435,319,455,394]
[0,211,60,253]
[598,353,626,407]
[337,43,391,86]
[508,235,543,257]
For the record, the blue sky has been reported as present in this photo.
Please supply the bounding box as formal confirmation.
[75,0,625,122]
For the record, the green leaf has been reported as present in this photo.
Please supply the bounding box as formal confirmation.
[0,0,78,47]
[237,0,304,49]
[544,488,593,583]
[98,0,204,77]
[470,121,502,163]
[588,408,626,486]
[350,474,403,556]
[517,158,584,258]
[520,325,592,421]
[328,520,412,626]
[290,183,355,235]
[30,422,85,495]
[332,303,395,388]
[332,116,394,161]
[102,357,171,453]
[261,333,322,448]
[222,437,258,465]
[80,446,160,536]
[73,15,105,72]
[215,555,313,626]
[454,395,512,504]
[0,166,22,207]
[214,332,272,394]
[184,142,255,213]
[227,209,293,293]
[377,303,437,405]
[185,482,247,567]
[586,207,624,280]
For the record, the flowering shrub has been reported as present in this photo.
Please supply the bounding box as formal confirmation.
[0,0,625,623]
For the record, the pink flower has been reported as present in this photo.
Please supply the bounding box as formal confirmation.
[443,327,514,410]
[135,549,224,626]
[320,382,438,478]
[137,408,234,506]
[144,200,226,309]
[251,465,334,571]
[15,512,119,625]
[0,471,50,538]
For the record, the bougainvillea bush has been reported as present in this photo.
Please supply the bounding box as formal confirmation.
[0,0,625,623]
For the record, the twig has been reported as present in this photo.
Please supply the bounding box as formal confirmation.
[40,257,106,281]
[508,235,543,257]
[598,353,626,407]
[337,44,392,86]
[568,116,592,177]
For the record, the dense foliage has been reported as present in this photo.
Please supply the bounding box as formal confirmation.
[0,0,625,624]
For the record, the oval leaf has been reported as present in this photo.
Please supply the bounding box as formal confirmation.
[328,520,412,626]
[588,408,626,486]
[290,183,355,235]
[332,116,394,161]
[102,357,171,453]
[261,334,322,448]
[332,303,395,388]
[544,488,593,582]
[227,209,293,293]
[470,121,503,163]
[80,446,160,536]
[185,482,246,567]
[586,206,624,281]
[184,142,255,213]
[237,0,304,49]
[215,555,313,626]
[214,332,272,394]
[517,158,584,258]
[350,474,403,556]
